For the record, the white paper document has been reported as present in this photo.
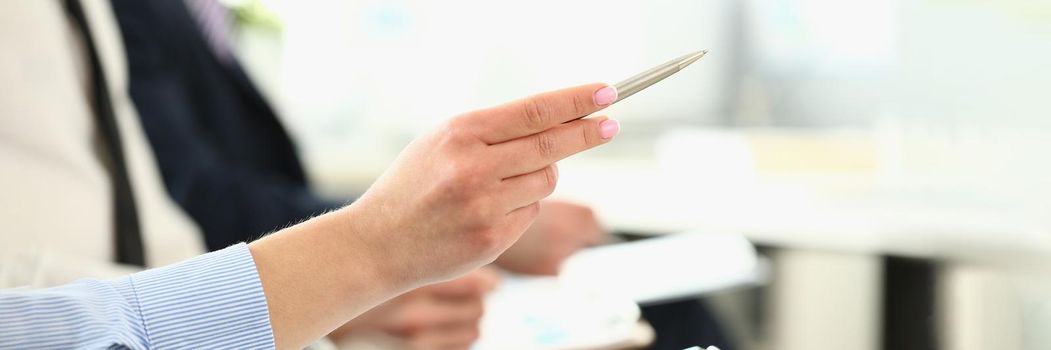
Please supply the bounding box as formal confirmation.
[473,231,762,350]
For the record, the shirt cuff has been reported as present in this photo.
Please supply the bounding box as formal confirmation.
[112,243,275,349]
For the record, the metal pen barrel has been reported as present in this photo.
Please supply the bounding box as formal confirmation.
[613,50,707,104]
[565,50,706,123]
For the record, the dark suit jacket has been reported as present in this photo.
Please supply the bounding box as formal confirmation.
[112,0,342,250]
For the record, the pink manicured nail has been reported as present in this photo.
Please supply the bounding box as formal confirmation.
[599,119,620,139]
[593,86,618,106]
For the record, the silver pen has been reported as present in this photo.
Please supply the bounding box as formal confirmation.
[569,50,707,122]
[612,50,707,104]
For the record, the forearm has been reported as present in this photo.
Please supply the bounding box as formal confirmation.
[0,244,272,349]
[0,207,406,350]
[248,204,414,349]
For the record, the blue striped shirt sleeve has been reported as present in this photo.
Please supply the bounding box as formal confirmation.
[0,243,275,349]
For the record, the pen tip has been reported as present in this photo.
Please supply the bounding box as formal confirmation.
[677,50,707,69]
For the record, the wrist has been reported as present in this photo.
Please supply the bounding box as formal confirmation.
[247,207,412,348]
[331,203,421,294]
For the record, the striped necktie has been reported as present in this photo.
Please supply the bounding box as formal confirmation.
[62,0,146,266]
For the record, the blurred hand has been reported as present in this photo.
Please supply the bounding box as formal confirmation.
[495,199,604,275]
[344,83,620,286]
[330,268,500,350]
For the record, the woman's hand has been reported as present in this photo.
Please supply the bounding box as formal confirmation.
[250,83,619,348]
[495,199,604,275]
[345,83,620,286]
[329,267,500,350]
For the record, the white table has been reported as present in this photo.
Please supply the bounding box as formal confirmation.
[546,130,1051,350]
[555,159,1051,264]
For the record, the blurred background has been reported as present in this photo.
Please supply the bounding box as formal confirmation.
[224,0,1051,349]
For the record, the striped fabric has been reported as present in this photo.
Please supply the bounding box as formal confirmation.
[0,243,274,349]
[184,0,235,64]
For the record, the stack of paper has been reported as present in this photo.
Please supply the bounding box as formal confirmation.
[473,231,762,349]
[561,231,762,305]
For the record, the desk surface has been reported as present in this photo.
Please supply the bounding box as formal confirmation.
[553,156,1051,264]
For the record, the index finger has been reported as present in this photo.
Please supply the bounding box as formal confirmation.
[462,83,618,144]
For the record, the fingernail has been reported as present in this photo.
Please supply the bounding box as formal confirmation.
[599,119,620,139]
[593,86,618,106]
